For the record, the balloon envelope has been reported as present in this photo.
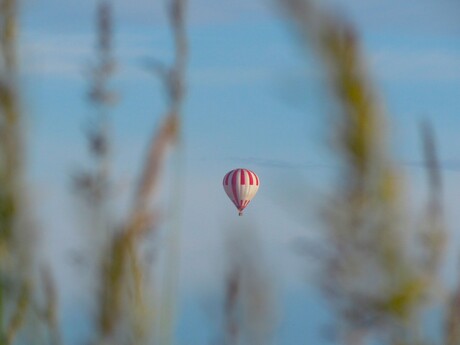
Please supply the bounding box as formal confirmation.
[223,168,259,215]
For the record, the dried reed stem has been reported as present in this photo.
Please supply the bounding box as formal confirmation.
[75,0,116,204]
[153,1,188,344]
[40,267,62,345]
[94,0,188,343]
[0,0,21,246]
[5,282,29,345]
[75,1,123,342]
[446,288,460,345]
[222,228,276,345]
[224,266,240,345]
[127,0,188,236]
[0,0,34,343]
[279,1,442,343]
[419,121,444,280]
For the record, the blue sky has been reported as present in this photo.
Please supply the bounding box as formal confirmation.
[18,0,460,344]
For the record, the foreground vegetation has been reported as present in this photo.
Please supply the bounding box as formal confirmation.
[0,0,457,344]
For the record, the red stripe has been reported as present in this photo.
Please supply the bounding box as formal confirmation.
[224,171,232,185]
[231,170,239,206]
[240,169,245,185]
[254,172,259,186]
[240,200,250,210]
[247,169,253,185]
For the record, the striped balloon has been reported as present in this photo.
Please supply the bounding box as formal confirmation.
[223,168,260,216]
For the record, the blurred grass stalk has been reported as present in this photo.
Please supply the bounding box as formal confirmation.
[74,0,121,342]
[75,1,153,343]
[0,0,35,344]
[74,0,188,344]
[155,0,188,343]
[279,0,445,344]
[223,226,276,345]
[76,1,156,343]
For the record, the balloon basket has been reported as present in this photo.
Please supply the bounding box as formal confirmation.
[238,211,243,216]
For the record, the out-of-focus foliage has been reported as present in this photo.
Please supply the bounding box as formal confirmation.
[72,0,188,344]
[279,0,448,344]
[0,0,457,344]
[0,0,189,342]
[0,0,37,344]
[221,226,276,345]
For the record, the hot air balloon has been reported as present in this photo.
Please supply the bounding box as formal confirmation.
[223,168,259,216]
